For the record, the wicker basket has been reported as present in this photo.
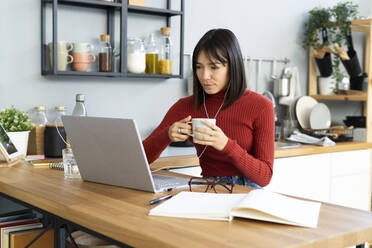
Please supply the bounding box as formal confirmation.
[27,125,45,155]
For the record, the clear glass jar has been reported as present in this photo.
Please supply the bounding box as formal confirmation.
[99,34,112,72]
[31,106,48,126]
[127,37,146,73]
[145,33,159,74]
[159,27,172,74]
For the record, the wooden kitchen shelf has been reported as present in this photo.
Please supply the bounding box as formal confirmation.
[308,18,372,142]
[311,94,367,101]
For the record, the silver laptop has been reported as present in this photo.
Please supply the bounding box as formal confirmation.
[62,116,190,192]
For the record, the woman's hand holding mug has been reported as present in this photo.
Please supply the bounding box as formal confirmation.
[168,116,192,142]
[193,120,228,151]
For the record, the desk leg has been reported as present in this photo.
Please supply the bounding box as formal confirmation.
[54,218,67,248]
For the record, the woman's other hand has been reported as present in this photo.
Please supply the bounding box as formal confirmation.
[168,115,192,142]
[193,120,228,151]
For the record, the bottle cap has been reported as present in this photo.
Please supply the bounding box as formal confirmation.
[76,94,85,102]
[34,106,46,111]
[100,34,110,42]
[160,27,171,36]
[55,106,66,111]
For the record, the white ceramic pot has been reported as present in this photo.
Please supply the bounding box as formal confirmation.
[318,77,336,95]
[7,131,30,156]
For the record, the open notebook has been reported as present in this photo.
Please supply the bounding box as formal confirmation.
[149,189,321,228]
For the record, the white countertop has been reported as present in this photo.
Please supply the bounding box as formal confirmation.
[160,146,196,157]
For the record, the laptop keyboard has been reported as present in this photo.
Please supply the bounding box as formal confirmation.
[153,174,189,191]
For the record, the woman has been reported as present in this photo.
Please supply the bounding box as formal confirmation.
[143,29,275,188]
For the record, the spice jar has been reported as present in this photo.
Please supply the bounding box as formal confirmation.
[99,34,112,72]
[159,27,172,74]
[127,37,146,73]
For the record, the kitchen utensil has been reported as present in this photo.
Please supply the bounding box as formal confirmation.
[255,59,262,92]
[309,103,331,129]
[295,96,318,129]
[279,67,302,106]
[271,59,277,78]
[246,58,254,90]
[274,77,289,97]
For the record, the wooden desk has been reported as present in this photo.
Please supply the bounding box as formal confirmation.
[1,161,372,248]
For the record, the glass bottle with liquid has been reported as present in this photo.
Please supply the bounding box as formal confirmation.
[31,106,48,126]
[159,27,172,74]
[99,34,112,72]
[29,106,48,155]
[44,106,67,157]
[72,94,87,116]
[145,33,159,74]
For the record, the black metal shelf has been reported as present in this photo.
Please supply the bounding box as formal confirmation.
[42,70,122,77]
[127,73,181,78]
[128,5,183,17]
[41,0,185,79]
[43,0,122,9]
[42,71,182,78]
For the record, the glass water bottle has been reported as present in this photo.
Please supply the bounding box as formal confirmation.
[44,106,67,157]
[72,94,87,116]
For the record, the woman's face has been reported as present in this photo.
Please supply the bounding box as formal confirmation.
[196,50,229,95]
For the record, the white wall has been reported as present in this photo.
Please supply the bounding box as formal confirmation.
[0,0,371,138]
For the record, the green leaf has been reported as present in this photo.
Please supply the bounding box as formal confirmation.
[0,106,34,132]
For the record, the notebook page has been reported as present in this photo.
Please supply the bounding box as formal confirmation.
[149,192,246,221]
[233,189,321,228]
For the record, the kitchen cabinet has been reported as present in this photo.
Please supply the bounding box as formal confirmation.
[330,150,371,210]
[41,0,184,78]
[267,153,332,202]
[308,18,372,141]
[266,149,371,211]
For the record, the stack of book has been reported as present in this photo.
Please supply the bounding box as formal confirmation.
[0,209,54,248]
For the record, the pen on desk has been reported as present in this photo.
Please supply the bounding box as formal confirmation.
[149,194,173,205]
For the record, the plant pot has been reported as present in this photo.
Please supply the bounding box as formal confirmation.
[7,131,30,156]
[318,76,336,95]
[350,73,367,91]
[341,50,362,77]
[315,52,333,77]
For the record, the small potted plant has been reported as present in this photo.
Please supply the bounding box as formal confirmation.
[303,6,335,78]
[0,106,34,156]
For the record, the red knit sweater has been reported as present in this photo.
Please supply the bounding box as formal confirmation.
[143,90,275,187]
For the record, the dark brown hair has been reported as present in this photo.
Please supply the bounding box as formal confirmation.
[192,29,247,110]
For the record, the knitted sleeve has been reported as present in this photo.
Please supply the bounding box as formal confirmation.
[142,99,188,164]
[221,102,275,187]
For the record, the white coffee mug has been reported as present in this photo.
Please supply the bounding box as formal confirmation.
[49,52,73,71]
[72,42,93,53]
[48,41,73,53]
[191,118,216,143]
